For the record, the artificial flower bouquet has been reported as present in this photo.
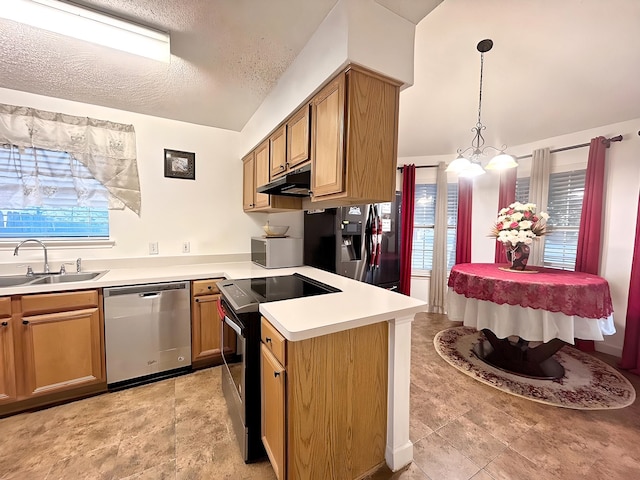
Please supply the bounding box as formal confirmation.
[490,202,549,246]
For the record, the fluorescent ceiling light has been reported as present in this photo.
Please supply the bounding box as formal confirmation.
[2,0,170,62]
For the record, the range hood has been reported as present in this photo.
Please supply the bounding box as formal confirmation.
[257,164,311,197]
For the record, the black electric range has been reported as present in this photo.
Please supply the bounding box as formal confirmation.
[216,273,340,462]
[218,273,341,314]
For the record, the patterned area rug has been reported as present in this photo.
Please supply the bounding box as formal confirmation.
[434,326,636,410]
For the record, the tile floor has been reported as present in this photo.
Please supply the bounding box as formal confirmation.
[1,312,639,479]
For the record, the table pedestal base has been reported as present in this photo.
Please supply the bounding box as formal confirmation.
[473,329,566,380]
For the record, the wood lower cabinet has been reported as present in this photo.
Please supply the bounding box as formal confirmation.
[191,279,236,369]
[260,317,388,480]
[261,343,286,480]
[0,297,16,404]
[0,290,107,415]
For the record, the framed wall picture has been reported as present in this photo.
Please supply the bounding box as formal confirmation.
[164,149,195,180]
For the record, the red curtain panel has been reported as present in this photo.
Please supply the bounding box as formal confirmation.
[455,177,473,264]
[494,168,517,263]
[620,190,640,373]
[574,137,607,352]
[399,164,415,296]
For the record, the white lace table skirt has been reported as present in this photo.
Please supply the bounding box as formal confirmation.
[446,289,615,345]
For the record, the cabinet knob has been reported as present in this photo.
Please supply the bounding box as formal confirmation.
[1,321,7,327]
[195,298,200,303]
[274,371,280,378]
[207,285,212,290]
[279,165,285,170]
[265,337,272,343]
[22,320,30,325]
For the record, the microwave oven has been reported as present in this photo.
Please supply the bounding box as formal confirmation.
[251,237,303,269]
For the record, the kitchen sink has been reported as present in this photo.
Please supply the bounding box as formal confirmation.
[0,270,109,288]
[28,271,109,285]
[0,275,36,287]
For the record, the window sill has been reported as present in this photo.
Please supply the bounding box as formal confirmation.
[0,239,115,250]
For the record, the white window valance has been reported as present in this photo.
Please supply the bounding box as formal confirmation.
[0,103,141,216]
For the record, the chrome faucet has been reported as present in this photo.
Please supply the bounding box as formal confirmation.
[13,239,49,274]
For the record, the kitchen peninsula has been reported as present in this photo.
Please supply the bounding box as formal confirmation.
[0,261,426,474]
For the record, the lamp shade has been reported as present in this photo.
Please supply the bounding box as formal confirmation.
[485,153,518,170]
[458,162,485,178]
[445,155,471,173]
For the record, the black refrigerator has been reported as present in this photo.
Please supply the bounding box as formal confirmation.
[303,192,401,290]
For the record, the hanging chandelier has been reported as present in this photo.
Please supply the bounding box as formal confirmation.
[446,39,517,178]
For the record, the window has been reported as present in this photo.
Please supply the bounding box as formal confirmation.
[0,145,109,239]
[412,183,458,273]
[514,169,586,270]
[544,170,586,270]
[515,177,530,204]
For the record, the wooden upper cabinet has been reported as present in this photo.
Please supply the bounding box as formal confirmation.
[270,125,287,179]
[242,64,398,212]
[243,152,256,210]
[310,66,400,206]
[311,74,345,199]
[243,141,302,213]
[254,140,271,209]
[287,104,311,171]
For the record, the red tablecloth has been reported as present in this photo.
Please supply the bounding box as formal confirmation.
[448,263,613,320]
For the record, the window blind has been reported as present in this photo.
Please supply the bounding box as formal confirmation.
[412,183,458,272]
[543,170,586,270]
[0,146,109,238]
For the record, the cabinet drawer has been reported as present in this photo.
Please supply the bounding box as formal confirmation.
[192,279,223,296]
[261,317,286,366]
[21,290,99,316]
[0,297,11,319]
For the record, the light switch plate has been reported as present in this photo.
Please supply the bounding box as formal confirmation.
[149,242,159,255]
[182,242,190,253]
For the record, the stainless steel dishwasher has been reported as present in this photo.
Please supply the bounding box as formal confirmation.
[104,281,191,388]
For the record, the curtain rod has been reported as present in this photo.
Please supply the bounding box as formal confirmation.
[397,134,624,170]
[514,134,623,160]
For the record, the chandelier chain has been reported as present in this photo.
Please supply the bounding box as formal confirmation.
[477,52,484,127]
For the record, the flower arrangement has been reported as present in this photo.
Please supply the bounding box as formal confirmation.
[491,202,549,246]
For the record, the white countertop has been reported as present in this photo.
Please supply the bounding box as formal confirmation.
[1,262,426,341]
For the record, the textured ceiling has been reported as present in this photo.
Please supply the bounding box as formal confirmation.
[2,0,638,158]
[0,0,341,131]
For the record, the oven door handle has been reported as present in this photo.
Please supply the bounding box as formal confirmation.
[216,298,226,320]
[224,316,243,337]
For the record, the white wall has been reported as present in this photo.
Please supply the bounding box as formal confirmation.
[402,117,640,357]
[0,87,268,270]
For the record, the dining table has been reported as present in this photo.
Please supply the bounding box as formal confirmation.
[446,263,616,379]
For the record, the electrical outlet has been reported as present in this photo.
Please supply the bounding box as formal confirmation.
[182,241,190,253]
[149,242,158,255]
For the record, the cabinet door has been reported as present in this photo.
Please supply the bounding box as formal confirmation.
[0,298,16,404]
[261,344,286,480]
[311,74,345,199]
[243,152,256,210]
[191,293,222,365]
[287,105,310,170]
[270,125,287,179]
[254,140,271,209]
[20,307,104,397]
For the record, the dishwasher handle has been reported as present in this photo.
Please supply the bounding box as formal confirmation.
[140,292,161,299]
[104,281,189,297]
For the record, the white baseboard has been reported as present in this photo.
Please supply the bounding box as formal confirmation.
[595,342,622,358]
